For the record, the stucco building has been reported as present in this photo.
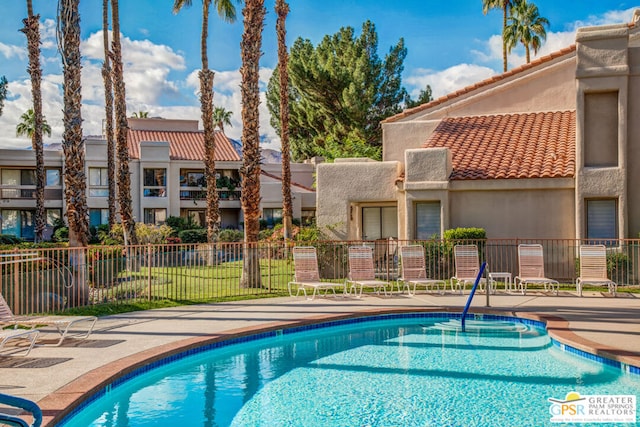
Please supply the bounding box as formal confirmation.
[317,13,640,241]
[0,118,315,240]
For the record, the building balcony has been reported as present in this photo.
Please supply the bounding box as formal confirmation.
[0,186,63,200]
[179,187,241,201]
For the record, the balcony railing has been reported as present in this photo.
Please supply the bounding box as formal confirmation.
[0,187,63,200]
[179,187,241,201]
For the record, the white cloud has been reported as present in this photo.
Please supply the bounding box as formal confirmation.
[405,64,496,100]
[40,19,58,50]
[0,42,26,60]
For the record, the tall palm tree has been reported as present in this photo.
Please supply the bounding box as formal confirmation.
[504,0,549,64]
[58,0,90,305]
[239,0,266,288]
[0,76,7,116]
[102,0,116,230]
[21,0,46,242]
[275,0,293,241]
[15,109,52,139]
[212,106,233,133]
[110,0,138,246]
[482,0,521,72]
[173,0,239,244]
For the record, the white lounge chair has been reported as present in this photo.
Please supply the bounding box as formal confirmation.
[451,245,486,294]
[576,245,617,297]
[347,246,390,297]
[0,329,39,356]
[515,244,559,295]
[398,245,445,295]
[0,292,97,346]
[288,246,344,300]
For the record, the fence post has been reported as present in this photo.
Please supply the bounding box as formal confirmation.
[147,244,153,302]
[268,243,272,292]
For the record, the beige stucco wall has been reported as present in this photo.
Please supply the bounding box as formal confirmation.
[316,160,401,240]
[627,44,640,237]
[449,184,576,239]
[575,23,631,239]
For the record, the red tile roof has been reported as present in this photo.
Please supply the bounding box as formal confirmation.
[384,45,576,124]
[127,129,241,161]
[422,111,576,180]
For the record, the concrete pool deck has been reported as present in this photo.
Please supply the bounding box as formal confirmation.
[0,290,638,426]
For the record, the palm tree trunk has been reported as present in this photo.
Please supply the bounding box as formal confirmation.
[502,4,508,72]
[111,0,138,246]
[102,0,117,229]
[22,2,45,242]
[525,43,530,64]
[59,0,89,305]
[240,0,266,288]
[201,1,220,245]
[276,0,293,241]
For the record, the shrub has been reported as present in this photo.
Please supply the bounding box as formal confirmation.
[0,234,22,245]
[53,227,69,242]
[443,227,487,241]
[217,229,243,242]
[179,229,208,243]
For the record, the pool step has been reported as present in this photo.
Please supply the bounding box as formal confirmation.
[430,319,530,333]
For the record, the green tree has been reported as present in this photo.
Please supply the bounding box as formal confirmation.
[275,0,293,241]
[212,105,233,132]
[58,0,90,305]
[0,76,7,116]
[504,0,549,64]
[21,0,46,242]
[404,85,433,109]
[15,109,51,139]
[482,0,521,72]
[173,0,239,244]
[102,0,116,229]
[131,110,149,118]
[239,0,266,288]
[266,21,409,162]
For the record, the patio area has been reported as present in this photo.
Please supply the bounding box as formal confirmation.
[0,290,638,426]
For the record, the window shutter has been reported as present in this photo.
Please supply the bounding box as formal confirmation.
[416,202,441,239]
[587,200,616,239]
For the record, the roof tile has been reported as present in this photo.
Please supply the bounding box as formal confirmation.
[127,129,241,162]
[422,111,576,180]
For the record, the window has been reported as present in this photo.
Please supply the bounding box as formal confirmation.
[0,210,34,239]
[415,202,441,239]
[144,208,167,225]
[144,169,167,197]
[262,208,283,227]
[89,168,109,197]
[362,206,397,240]
[181,171,205,187]
[584,92,618,167]
[20,170,36,186]
[586,199,617,240]
[46,169,61,186]
[301,209,316,226]
[46,209,61,226]
[89,209,109,227]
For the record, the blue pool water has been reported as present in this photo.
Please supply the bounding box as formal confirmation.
[60,314,639,427]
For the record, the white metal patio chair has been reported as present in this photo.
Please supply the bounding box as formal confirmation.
[288,246,344,300]
[515,244,559,295]
[347,246,390,297]
[451,245,487,294]
[0,329,39,356]
[398,245,445,295]
[576,245,617,297]
[0,292,97,347]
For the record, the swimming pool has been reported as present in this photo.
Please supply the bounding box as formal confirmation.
[59,313,639,426]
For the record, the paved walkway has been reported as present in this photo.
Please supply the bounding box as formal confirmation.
[0,290,638,426]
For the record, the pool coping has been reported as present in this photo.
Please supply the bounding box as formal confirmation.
[39,306,640,426]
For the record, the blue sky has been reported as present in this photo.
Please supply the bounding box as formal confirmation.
[0,1,636,150]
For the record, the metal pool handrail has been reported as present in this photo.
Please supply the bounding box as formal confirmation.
[460,261,487,332]
[0,393,42,427]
